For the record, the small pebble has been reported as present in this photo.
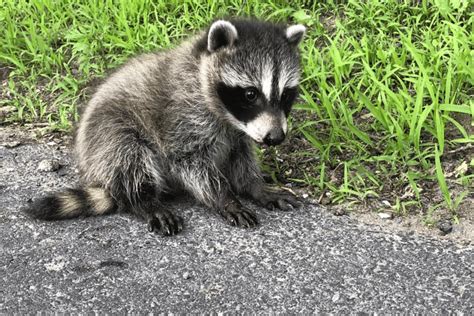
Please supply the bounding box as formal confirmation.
[332,207,347,216]
[437,220,453,235]
[378,212,393,220]
[320,195,331,205]
[38,159,60,172]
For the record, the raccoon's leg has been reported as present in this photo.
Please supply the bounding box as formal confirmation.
[227,139,302,211]
[173,161,258,228]
[119,182,183,236]
[104,140,183,236]
[219,193,259,228]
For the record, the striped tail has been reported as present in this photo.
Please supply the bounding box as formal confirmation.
[24,187,116,220]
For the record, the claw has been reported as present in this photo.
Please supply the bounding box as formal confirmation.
[220,201,259,228]
[276,199,292,211]
[148,210,184,236]
[147,222,154,232]
[257,188,303,211]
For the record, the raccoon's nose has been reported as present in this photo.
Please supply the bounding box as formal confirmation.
[263,128,285,146]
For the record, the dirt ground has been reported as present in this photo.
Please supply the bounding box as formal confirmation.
[260,109,473,244]
[1,123,472,245]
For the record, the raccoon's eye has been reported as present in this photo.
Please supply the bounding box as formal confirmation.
[244,88,258,102]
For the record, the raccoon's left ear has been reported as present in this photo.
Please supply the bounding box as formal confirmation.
[286,24,306,46]
[207,20,238,53]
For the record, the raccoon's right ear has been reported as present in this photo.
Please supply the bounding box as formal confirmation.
[207,20,238,53]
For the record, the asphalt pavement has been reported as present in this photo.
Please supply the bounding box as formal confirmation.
[1,142,472,313]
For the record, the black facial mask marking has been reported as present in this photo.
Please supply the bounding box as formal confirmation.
[280,87,298,116]
[217,81,299,122]
[216,82,263,123]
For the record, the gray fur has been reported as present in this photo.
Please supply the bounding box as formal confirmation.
[26,19,305,235]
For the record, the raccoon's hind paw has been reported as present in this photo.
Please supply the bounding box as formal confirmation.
[147,210,184,236]
[258,189,303,211]
[220,201,259,228]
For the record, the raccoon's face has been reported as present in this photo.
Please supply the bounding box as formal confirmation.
[204,19,305,146]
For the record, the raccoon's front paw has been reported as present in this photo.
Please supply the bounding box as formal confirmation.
[147,210,184,236]
[220,201,259,228]
[257,189,303,211]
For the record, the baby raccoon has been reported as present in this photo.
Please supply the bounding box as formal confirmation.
[25,18,306,235]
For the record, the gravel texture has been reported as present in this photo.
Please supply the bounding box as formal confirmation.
[0,142,472,313]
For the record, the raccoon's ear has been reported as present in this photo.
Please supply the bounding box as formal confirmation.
[285,24,306,46]
[207,20,238,52]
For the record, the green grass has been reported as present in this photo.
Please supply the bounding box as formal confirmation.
[1,0,472,218]
[293,0,473,216]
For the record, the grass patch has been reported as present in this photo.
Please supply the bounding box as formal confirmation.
[1,0,472,220]
[289,0,473,219]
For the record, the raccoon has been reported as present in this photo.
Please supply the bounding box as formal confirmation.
[25,18,306,235]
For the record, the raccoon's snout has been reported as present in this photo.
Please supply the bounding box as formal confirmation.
[263,128,285,146]
[240,111,288,145]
